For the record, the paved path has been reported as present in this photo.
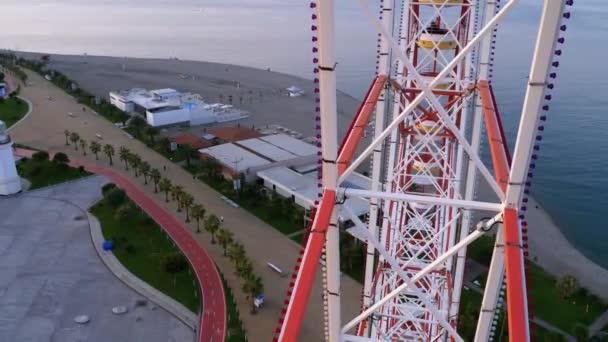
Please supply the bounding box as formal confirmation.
[0,176,194,342]
[10,69,362,341]
[76,161,225,342]
[588,309,608,337]
[88,212,199,330]
[16,149,225,342]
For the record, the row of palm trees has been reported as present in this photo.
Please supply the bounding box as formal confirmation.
[64,130,116,165]
[64,130,264,310]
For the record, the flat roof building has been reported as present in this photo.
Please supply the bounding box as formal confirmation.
[257,166,370,222]
[198,133,318,180]
[258,134,318,156]
[236,138,299,162]
[109,88,248,127]
[199,143,271,178]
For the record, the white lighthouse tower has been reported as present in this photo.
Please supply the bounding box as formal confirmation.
[0,120,21,195]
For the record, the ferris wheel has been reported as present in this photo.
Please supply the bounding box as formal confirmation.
[276,0,572,341]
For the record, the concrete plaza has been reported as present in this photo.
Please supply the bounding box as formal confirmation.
[0,176,194,342]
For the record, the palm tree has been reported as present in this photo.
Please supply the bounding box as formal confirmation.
[216,228,234,256]
[64,129,71,145]
[182,144,197,167]
[181,192,194,222]
[119,147,130,170]
[241,273,264,312]
[205,214,221,244]
[150,168,161,192]
[191,203,206,233]
[128,153,142,177]
[103,144,115,165]
[159,178,172,202]
[142,125,159,143]
[234,257,253,279]
[69,132,80,150]
[89,141,101,160]
[227,242,246,264]
[171,185,184,210]
[140,161,151,184]
[79,139,87,155]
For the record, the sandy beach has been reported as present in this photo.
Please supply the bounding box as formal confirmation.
[11,52,608,301]
[17,52,362,141]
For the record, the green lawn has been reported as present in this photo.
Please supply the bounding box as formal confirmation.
[221,273,248,342]
[0,97,29,127]
[92,198,201,312]
[467,233,606,334]
[458,288,567,341]
[17,158,91,190]
[528,262,607,334]
[467,234,495,267]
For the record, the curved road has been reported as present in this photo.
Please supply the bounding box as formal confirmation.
[15,149,226,342]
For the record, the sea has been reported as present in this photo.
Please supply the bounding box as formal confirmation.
[1,0,607,267]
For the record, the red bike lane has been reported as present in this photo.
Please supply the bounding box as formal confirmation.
[15,149,226,342]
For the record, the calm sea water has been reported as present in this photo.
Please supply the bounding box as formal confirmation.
[1,0,607,266]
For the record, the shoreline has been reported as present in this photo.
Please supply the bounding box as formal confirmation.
[12,51,608,300]
[477,178,608,300]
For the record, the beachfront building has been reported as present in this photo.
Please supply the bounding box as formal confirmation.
[198,133,317,181]
[257,166,370,223]
[198,131,370,220]
[109,88,248,127]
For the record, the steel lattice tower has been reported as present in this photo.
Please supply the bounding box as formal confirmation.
[277,0,571,341]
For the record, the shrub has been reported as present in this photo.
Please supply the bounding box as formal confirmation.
[114,202,135,221]
[28,165,43,177]
[161,253,188,274]
[556,274,578,299]
[101,183,117,195]
[53,152,70,164]
[32,151,50,162]
[106,188,126,207]
[140,216,155,226]
[125,244,136,255]
[78,166,86,173]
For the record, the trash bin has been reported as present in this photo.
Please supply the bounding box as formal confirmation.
[102,241,114,251]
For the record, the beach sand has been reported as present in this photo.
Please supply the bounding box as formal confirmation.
[476,177,608,301]
[17,52,608,301]
[18,52,362,141]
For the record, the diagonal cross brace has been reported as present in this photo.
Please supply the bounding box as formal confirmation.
[342,204,464,342]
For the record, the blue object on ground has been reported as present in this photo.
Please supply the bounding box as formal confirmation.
[102,241,114,251]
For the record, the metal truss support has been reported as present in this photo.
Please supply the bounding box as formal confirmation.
[502,1,567,340]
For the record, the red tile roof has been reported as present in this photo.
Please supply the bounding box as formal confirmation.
[170,133,213,149]
[208,126,261,143]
